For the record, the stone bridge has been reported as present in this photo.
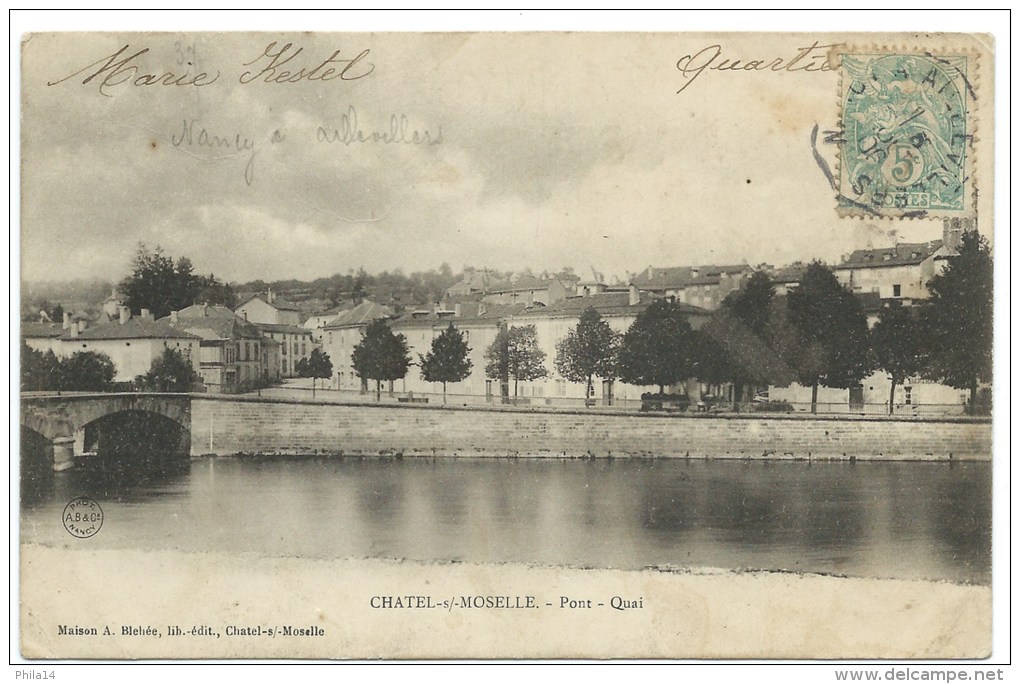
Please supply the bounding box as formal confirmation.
[20,393,192,470]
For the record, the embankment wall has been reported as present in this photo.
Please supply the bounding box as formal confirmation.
[190,397,992,461]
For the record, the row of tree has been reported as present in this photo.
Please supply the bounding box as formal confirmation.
[346,233,992,413]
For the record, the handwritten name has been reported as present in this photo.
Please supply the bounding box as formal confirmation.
[317,106,442,146]
[46,41,374,96]
[47,45,219,97]
[239,42,373,84]
[675,41,839,94]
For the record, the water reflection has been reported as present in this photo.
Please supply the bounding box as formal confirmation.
[20,457,991,584]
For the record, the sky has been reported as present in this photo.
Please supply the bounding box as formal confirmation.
[18,19,993,287]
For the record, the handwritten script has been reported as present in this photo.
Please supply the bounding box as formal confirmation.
[675,41,839,94]
[47,41,374,97]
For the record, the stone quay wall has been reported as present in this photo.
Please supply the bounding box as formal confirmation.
[190,396,992,461]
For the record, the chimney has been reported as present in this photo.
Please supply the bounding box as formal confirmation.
[433,302,441,314]
[119,306,130,325]
[203,304,209,316]
[454,302,462,317]
[140,308,151,320]
[170,310,179,325]
[629,283,640,306]
[70,325,78,338]
[243,311,248,321]
[647,265,654,279]
[78,319,87,334]
[62,311,72,330]
[478,303,487,317]
[267,288,274,304]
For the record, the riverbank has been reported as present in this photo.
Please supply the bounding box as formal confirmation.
[19,543,990,659]
[191,395,992,461]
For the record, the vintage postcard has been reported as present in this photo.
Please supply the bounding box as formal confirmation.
[17,30,996,661]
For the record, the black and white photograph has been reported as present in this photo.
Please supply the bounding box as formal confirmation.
[12,15,1005,670]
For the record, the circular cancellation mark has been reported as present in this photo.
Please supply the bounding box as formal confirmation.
[62,497,104,538]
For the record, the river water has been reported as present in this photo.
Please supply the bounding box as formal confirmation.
[20,457,991,584]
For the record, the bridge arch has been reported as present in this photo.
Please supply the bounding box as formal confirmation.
[19,394,192,470]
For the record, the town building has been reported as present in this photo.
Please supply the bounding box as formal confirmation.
[57,307,201,383]
[254,322,315,378]
[510,286,712,405]
[235,289,303,326]
[320,300,394,391]
[21,319,65,355]
[631,264,751,310]
[832,241,945,301]
[480,274,574,307]
[391,301,525,400]
[164,304,264,393]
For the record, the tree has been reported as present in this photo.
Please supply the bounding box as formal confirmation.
[196,274,239,309]
[351,319,411,400]
[617,299,697,396]
[720,270,776,403]
[21,342,60,391]
[135,348,201,392]
[871,304,926,415]
[419,324,472,403]
[484,325,547,402]
[922,231,993,410]
[120,244,198,319]
[784,262,873,413]
[57,351,116,391]
[554,307,618,404]
[298,348,334,397]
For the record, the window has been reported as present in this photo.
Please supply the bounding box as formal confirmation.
[904,386,912,405]
[892,284,901,297]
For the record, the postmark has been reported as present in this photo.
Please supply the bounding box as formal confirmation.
[837,51,973,218]
[62,497,104,539]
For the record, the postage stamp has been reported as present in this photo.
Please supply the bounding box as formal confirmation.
[837,51,974,218]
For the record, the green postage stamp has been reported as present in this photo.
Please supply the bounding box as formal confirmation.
[838,51,974,218]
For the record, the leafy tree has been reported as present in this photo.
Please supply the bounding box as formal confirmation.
[922,231,993,410]
[720,271,777,403]
[120,244,234,318]
[554,307,618,404]
[196,274,238,309]
[57,351,116,391]
[351,319,411,400]
[871,304,926,415]
[784,262,873,413]
[419,324,472,403]
[617,299,697,396]
[135,348,201,392]
[20,342,60,391]
[298,348,334,397]
[120,245,195,319]
[484,325,547,402]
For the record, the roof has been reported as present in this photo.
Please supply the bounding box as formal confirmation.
[632,264,751,289]
[485,275,557,293]
[62,317,201,341]
[163,305,263,340]
[767,263,809,284]
[516,291,709,319]
[836,241,943,269]
[391,302,525,328]
[255,322,313,335]
[22,322,63,339]
[237,293,303,312]
[322,301,393,329]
